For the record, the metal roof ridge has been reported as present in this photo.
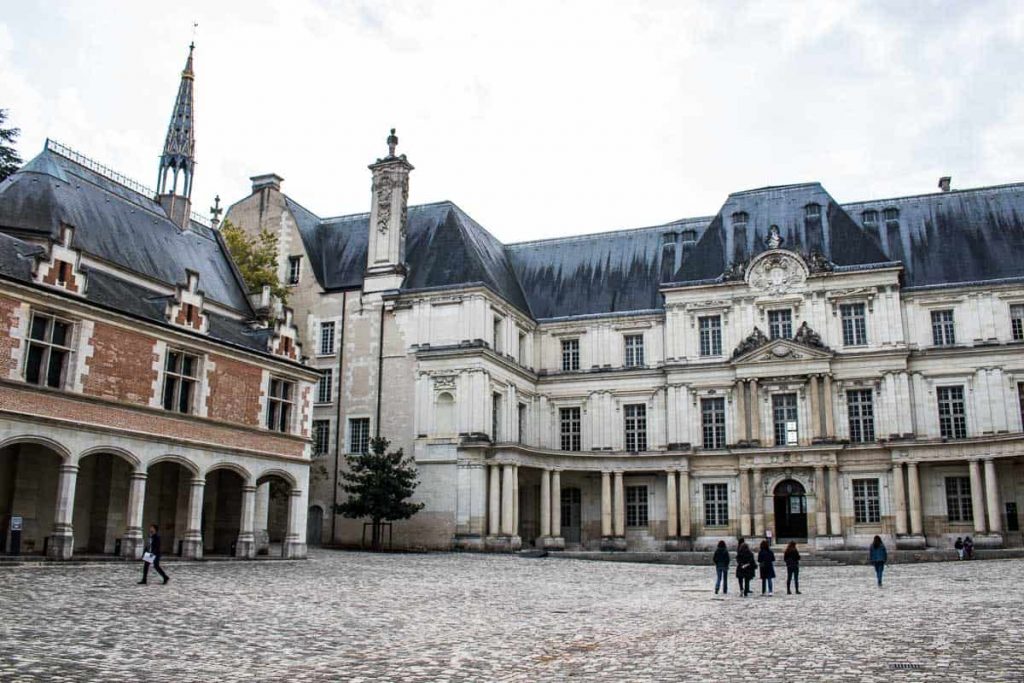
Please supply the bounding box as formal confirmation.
[505,216,715,248]
[841,181,1024,207]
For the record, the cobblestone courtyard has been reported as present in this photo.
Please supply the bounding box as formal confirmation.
[0,550,1022,682]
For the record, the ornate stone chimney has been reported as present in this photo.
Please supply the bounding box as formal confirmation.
[364,128,414,293]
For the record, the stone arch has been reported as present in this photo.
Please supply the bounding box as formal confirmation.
[142,455,201,558]
[255,468,298,488]
[307,504,324,547]
[435,391,455,435]
[73,447,139,554]
[762,470,815,498]
[146,454,201,476]
[0,435,66,555]
[203,461,253,486]
[254,469,298,557]
[202,464,248,556]
[76,445,140,469]
[0,435,72,463]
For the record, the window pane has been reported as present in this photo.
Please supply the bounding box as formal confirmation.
[163,376,178,411]
[178,378,193,413]
[25,344,45,384]
[29,315,49,341]
[45,349,66,388]
[50,320,70,347]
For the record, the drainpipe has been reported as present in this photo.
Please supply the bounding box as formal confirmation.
[375,302,386,437]
[331,291,347,546]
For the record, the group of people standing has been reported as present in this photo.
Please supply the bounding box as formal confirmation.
[954,536,975,560]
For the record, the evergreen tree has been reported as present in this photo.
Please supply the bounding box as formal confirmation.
[335,436,424,550]
[219,219,288,304]
[0,109,22,181]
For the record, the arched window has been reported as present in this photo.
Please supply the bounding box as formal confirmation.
[731,211,748,226]
[804,203,821,219]
[435,392,455,435]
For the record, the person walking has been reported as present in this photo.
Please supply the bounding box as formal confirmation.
[736,540,756,597]
[869,535,887,587]
[954,537,964,560]
[783,541,801,594]
[139,524,170,585]
[758,540,776,596]
[712,540,730,595]
[963,536,975,560]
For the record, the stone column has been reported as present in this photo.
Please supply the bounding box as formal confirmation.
[512,465,520,537]
[735,383,748,444]
[666,470,678,539]
[601,471,612,538]
[749,379,761,444]
[822,375,835,439]
[613,471,625,537]
[283,488,307,558]
[501,464,515,535]
[907,462,923,536]
[182,476,205,559]
[540,469,551,538]
[828,465,842,537]
[122,470,147,559]
[984,458,1002,535]
[236,484,257,558]
[808,375,821,441]
[739,468,751,537]
[254,482,270,553]
[678,471,691,541]
[891,463,908,536]
[814,465,829,537]
[48,463,79,560]
[488,464,501,536]
[548,470,563,549]
[752,469,764,537]
[968,460,987,535]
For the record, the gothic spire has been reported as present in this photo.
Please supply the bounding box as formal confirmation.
[157,43,196,199]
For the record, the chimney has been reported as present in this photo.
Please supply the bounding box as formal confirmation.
[938,176,951,192]
[250,173,284,193]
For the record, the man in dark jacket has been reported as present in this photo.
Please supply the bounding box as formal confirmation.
[712,540,730,594]
[139,524,170,585]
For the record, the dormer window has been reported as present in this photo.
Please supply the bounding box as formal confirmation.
[680,229,698,243]
[287,256,302,285]
[862,210,878,226]
[883,208,899,224]
[731,211,748,226]
[662,231,677,244]
[804,203,821,219]
[56,260,72,285]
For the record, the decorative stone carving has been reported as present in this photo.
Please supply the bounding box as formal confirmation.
[434,375,457,391]
[731,326,769,359]
[765,225,784,249]
[806,250,834,273]
[722,260,747,281]
[745,251,808,295]
[793,321,829,350]
[374,174,393,234]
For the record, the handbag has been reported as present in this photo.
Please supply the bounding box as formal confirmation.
[142,552,155,564]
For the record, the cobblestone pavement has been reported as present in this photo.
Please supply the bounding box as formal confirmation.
[1,550,1022,682]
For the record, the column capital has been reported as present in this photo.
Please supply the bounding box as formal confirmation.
[242,484,257,494]
[190,476,206,487]
[289,488,303,498]
[130,470,148,482]
[59,463,79,474]
[814,464,825,472]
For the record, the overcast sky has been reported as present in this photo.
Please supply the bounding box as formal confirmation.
[2,1,1023,241]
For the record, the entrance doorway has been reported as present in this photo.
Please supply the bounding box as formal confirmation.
[307,505,323,547]
[773,479,808,541]
[561,488,581,545]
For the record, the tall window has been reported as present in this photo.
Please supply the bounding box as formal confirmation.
[945,476,973,522]
[349,417,370,454]
[852,479,880,524]
[518,331,527,365]
[703,483,729,527]
[699,316,722,356]
[625,486,649,527]
[1019,382,1024,428]
[768,309,793,340]
[624,404,647,452]
[840,303,867,346]
[701,397,726,449]
[937,386,967,439]
[518,403,527,443]
[287,256,302,285]
[317,368,333,404]
[1011,304,1024,341]
[266,378,295,433]
[319,321,336,355]
[846,389,875,443]
[162,350,199,413]
[24,312,72,388]
[624,334,645,368]
[772,393,798,446]
[492,393,502,441]
[561,339,580,371]
[559,407,581,451]
[861,210,878,226]
[931,310,956,346]
[492,317,503,353]
[312,420,330,457]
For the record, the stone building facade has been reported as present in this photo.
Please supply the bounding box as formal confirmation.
[227,126,1024,553]
[0,47,319,560]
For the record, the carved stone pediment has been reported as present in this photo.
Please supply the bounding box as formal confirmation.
[745,250,808,295]
[732,337,833,365]
[730,326,769,360]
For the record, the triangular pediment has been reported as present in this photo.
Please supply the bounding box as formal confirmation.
[731,337,833,366]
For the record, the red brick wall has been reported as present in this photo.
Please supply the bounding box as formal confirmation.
[82,322,157,405]
[0,295,21,378]
[206,353,262,427]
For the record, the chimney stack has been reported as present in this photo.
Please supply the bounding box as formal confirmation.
[250,173,284,193]
[938,176,951,192]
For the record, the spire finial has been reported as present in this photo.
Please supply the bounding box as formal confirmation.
[157,43,197,209]
[387,128,398,157]
[210,195,223,226]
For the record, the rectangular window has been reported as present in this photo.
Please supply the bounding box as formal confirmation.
[625,486,649,527]
[772,393,799,446]
[492,317,503,354]
[1011,304,1024,341]
[931,309,956,346]
[624,334,645,368]
[319,321,336,355]
[1019,383,1024,429]
[24,312,73,389]
[701,397,726,449]
[492,393,502,441]
[846,389,875,443]
[945,476,973,522]
[937,386,967,439]
[561,339,580,372]
[518,403,527,443]
[348,417,371,454]
[312,420,330,457]
[768,309,793,340]
[316,368,333,404]
[840,303,868,346]
[287,256,301,285]
[852,478,880,524]
[162,350,199,413]
[624,404,647,452]
[266,378,295,433]
[698,316,722,357]
[703,483,729,527]
[518,331,527,365]
[559,407,581,451]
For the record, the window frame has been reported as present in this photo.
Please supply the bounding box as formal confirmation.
[931,309,956,346]
[700,397,726,449]
[559,406,581,452]
[311,419,330,457]
[23,311,74,389]
[772,392,799,446]
[945,476,973,523]
[698,315,722,357]
[286,255,302,286]
[623,334,645,368]
[703,483,729,527]
[492,316,503,354]
[348,417,371,455]
[266,377,296,433]
[623,403,647,452]
[768,309,793,340]
[840,302,868,347]
[491,392,502,442]
[1011,304,1024,341]
[316,368,333,404]
[846,388,875,443]
[625,485,649,528]
[852,478,880,524]
[161,348,200,414]
[319,321,336,356]
[560,338,580,372]
[937,385,967,439]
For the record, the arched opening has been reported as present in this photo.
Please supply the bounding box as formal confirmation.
[773,479,808,541]
[202,468,245,556]
[72,452,134,555]
[143,460,195,557]
[256,473,294,557]
[435,392,455,435]
[307,505,323,547]
[0,441,63,555]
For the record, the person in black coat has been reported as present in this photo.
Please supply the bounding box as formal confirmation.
[712,540,730,595]
[139,524,169,585]
[758,540,776,595]
[735,540,756,597]
[783,541,801,594]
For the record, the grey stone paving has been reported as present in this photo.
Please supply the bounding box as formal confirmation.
[0,550,1022,682]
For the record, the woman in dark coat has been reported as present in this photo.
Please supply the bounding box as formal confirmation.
[869,535,887,586]
[758,540,776,595]
[712,540,730,595]
[783,541,801,594]
[735,540,756,597]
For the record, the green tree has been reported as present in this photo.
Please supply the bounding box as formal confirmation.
[0,109,22,181]
[334,436,424,550]
[219,219,288,304]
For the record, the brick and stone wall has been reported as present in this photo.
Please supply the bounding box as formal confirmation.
[82,323,159,405]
